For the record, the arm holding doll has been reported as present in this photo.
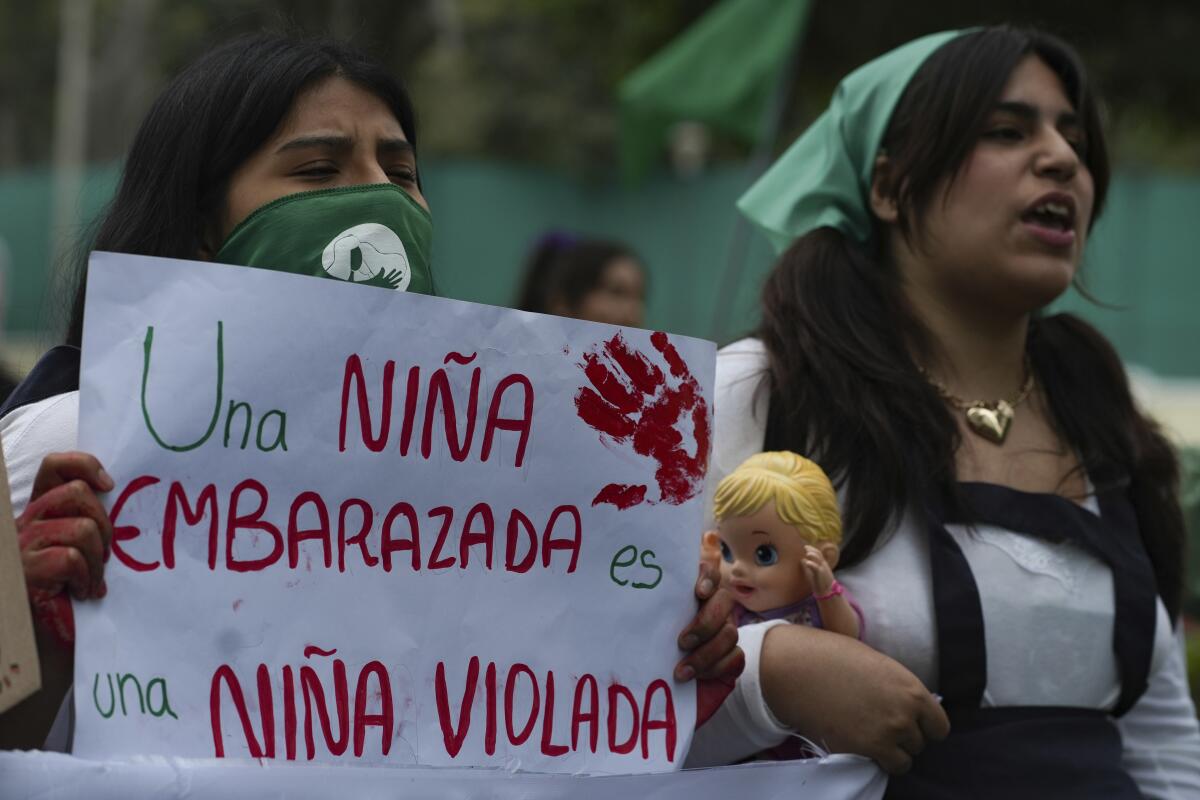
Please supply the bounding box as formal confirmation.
[685,340,947,771]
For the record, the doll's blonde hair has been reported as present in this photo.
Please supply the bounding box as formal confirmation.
[713,451,842,544]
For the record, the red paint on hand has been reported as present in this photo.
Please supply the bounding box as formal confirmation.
[30,591,74,649]
[574,332,710,509]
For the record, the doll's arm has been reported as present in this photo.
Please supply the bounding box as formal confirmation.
[814,584,861,639]
[803,545,861,639]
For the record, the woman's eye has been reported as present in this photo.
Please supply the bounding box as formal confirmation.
[719,541,733,563]
[387,166,419,185]
[983,126,1023,142]
[754,545,779,566]
[293,162,338,179]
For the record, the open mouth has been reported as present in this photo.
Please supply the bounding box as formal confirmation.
[731,583,755,600]
[1021,193,1077,247]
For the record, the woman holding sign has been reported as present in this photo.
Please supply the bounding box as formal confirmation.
[0,33,739,750]
[687,25,1200,797]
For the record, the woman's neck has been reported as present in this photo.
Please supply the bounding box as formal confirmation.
[905,279,1030,403]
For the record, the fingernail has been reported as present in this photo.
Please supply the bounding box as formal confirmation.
[679,634,698,650]
[699,578,714,596]
[98,468,114,491]
[675,665,695,681]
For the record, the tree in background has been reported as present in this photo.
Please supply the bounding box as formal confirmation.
[1,0,1197,175]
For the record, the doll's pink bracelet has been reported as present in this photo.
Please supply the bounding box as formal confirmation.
[814,579,844,602]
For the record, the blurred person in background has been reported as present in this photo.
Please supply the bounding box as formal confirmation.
[515,231,647,327]
[0,33,737,751]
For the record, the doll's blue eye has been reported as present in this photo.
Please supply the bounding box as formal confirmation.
[754,545,779,566]
[720,541,733,563]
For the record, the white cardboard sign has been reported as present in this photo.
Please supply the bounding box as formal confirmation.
[73,252,713,774]
[0,441,41,715]
[0,750,889,800]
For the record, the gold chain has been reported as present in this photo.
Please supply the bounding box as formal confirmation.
[921,361,1035,411]
[919,359,1036,445]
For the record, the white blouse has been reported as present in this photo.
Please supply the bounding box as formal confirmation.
[686,339,1200,798]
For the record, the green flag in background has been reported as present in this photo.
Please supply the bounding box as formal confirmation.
[618,0,811,182]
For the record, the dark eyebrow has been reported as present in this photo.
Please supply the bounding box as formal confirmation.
[274,134,353,154]
[377,137,415,157]
[273,135,415,157]
[993,101,1081,128]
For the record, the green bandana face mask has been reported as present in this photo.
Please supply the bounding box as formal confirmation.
[215,183,435,294]
[738,30,966,253]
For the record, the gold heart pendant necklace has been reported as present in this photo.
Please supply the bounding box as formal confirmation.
[922,361,1035,446]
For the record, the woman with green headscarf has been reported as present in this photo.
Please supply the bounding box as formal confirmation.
[687,26,1200,797]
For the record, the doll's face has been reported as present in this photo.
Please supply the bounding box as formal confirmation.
[716,500,813,613]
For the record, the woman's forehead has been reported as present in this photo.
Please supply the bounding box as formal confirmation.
[273,76,406,142]
[997,56,1075,115]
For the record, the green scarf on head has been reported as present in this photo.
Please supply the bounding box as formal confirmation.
[737,30,966,253]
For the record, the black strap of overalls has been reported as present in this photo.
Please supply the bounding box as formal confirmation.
[925,496,989,706]
[931,478,1157,717]
[765,390,1157,716]
[0,345,80,419]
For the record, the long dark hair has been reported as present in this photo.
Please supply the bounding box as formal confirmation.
[758,27,1185,618]
[515,233,642,314]
[64,33,418,347]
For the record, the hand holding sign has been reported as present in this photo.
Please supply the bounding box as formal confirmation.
[18,452,115,647]
[684,544,742,727]
[575,332,710,510]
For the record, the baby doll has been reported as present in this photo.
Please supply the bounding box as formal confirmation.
[704,451,862,639]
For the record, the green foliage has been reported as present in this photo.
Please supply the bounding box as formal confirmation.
[408,0,716,175]
[0,0,438,166]
[781,3,1199,173]
[2,0,1199,173]
[0,1,58,167]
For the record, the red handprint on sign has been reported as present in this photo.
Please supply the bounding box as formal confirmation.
[574,331,710,510]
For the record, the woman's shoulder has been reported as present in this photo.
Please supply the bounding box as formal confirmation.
[713,337,770,433]
[1,389,80,442]
[717,336,768,372]
[704,339,772,527]
[1,390,81,516]
[715,338,769,407]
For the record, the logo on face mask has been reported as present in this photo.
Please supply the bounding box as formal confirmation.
[321,223,412,291]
